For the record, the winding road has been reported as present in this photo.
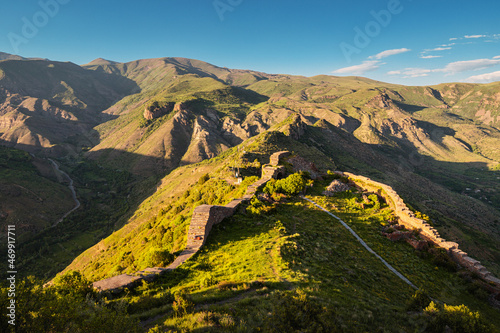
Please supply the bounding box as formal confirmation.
[48,159,81,227]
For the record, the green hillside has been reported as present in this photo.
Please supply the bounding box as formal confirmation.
[1,56,500,332]
[63,155,500,331]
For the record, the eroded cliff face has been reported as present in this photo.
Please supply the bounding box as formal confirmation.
[0,90,87,156]
[143,102,176,120]
[0,59,138,156]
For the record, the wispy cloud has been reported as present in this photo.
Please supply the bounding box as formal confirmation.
[387,68,432,78]
[333,48,410,75]
[420,55,442,59]
[464,34,487,39]
[464,70,500,83]
[333,60,381,75]
[388,56,500,79]
[439,58,500,74]
[368,48,411,60]
[429,47,451,52]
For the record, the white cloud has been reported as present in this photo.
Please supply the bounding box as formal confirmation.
[494,55,500,59]
[464,71,500,83]
[388,57,500,80]
[387,68,432,78]
[439,58,500,74]
[430,47,452,51]
[369,48,411,60]
[464,34,487,39]
[420,55,442,59]
[333,60,381,75]
[449,37,459,41]
[421,47,452,55]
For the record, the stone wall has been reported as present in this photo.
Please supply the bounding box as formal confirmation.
[337,171,500,287]
[270,151,290,166]
[93,151,288,292]
[186,204,239,250]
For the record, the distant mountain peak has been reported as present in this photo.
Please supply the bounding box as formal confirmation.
[0,52,25,61]
[84,58,120,66]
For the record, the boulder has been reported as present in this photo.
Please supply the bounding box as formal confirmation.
[323,179,350,196]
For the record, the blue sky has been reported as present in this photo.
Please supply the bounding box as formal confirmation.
[1,0,499,86]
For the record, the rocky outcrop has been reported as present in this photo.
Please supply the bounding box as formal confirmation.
[323,179,350,196]
[143,102,175,120]
[337,171,500,287]
[283,114,306,140]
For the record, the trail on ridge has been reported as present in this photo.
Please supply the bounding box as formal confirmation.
[301,195,418,290]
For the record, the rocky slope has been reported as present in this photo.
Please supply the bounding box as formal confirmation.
[0,58,138,156]
[1,54,499,278]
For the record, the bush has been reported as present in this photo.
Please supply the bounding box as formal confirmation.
[198,173,210,185]
[246,197,275,215]
[142,248,174,267]
[264,290,340,332]
[424,302,494,333]
[53,270,95,301]
[279,173,307,195]
[406,289,431,311]
[263,173,307,196]
[172,293,194,316]
[0,276,140,333]
[428,248,457,272]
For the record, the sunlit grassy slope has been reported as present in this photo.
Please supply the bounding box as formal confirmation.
[107,176,500,332]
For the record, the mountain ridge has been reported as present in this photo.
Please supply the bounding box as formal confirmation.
[1,54,499,277]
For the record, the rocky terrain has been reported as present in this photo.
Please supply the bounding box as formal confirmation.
[0,52,499,281]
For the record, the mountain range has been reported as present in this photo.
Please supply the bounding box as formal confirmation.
[1,52,499,331]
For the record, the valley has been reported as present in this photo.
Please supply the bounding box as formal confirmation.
[1,54,500,332]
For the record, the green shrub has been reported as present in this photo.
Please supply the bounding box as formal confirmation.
[263,173,307,196]
[424,302,494,333]
[264,290,340,332]
[246,197,274,215]
[142,248,174,267]
[53,270,95,301]
[172,293,194,316]
[198,173,210,185]
[428,248,457,272]
[0,276,140,333]
[406,289,431,311]
[263,178,277,195]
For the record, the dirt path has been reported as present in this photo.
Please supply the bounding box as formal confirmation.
[301,195,418,290]
[48,159,81,227]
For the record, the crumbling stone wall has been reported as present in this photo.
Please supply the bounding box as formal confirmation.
[270,151,290,166]
[336,171,500,287]
[186,204,238,250]
[93,151,289,292]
